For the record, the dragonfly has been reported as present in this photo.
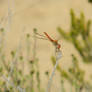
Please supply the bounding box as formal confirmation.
[34,32,61,52]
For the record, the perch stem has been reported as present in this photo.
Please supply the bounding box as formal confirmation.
[46,48,60,92]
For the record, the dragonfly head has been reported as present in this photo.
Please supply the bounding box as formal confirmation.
[55,44,61,52]
[54,41,61,50]
[57,44,61,49]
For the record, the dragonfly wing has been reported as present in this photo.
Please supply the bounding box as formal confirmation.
[36,32,47,38]
[35,36,48,40]
[30,34,48,40]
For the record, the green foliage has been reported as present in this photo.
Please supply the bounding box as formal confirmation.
[58,9,92,63]
[0,28,42,92]
[88,0,92,3]
[0,9,92,92]
[51,54,92,92]
[51,9,92,92]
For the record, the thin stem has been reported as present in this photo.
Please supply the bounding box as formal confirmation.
[7,0,12,32]
[2,76,26,92]
[33,30,37,60]
[1,0,42,26]
[46,48,62,92]
[0,30,9,71]
[9,30,24,78]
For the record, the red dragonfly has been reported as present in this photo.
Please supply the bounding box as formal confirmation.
[34,32,61,52]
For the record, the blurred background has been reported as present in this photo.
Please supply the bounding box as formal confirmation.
[0,0,92,92]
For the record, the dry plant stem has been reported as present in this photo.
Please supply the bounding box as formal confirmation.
[30,30,37,90]
[35,33,40,91]
[9,0,42,16]
[9,29,24,77]
[7,0,15,31]
[26,33,34,90]
[7,0,14,77]
[7,0,12,32]
[33,30,37,60]
[46,49,60,92]
[6,30,25,91]
[26,37,30,61]
[1,0,42,26]
[2,76,26,92]
[25,28,30,61]
[9,32,23,78]
[0,31,8,71]
[32,30,41,91]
